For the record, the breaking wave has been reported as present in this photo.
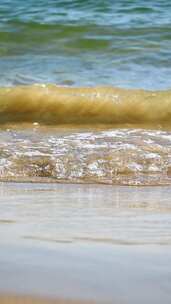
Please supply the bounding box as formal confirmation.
[0,125,171,185]
[0,84,171,126]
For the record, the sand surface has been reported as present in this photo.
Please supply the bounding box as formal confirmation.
[0,295,95,304]
[0,183,171,304]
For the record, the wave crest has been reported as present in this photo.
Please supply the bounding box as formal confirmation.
[0,84,171,126]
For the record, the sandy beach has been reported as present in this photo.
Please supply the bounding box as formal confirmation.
[0,183,171,304]
[0,295,95,304]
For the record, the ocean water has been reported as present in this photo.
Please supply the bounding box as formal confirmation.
[0,85,171,185]
[1,3,171,303]
[0,0,171,89]
[0,1,171,185]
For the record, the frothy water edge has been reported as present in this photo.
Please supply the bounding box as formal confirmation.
[0,84,171,186]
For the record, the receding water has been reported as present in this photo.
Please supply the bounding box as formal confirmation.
[0,183,171,303]
[1,183,171,247]
[0,125,171,186]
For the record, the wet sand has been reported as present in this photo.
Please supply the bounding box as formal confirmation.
[0,183,171,303]
[0,295,94,304]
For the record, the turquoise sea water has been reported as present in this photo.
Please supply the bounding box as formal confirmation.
[0,0,171,89]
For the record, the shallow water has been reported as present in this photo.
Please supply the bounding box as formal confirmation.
[1,183,171,246]
[0,123,171,185]
[0,85,170,185]
[0,183,171,303]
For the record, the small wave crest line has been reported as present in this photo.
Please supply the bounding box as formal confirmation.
[0,84,171,125]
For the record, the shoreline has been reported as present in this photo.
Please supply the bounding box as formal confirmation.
[0,295,96,304]
[0,183,171,303]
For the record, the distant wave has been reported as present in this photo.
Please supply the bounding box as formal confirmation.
[0,84,171,126]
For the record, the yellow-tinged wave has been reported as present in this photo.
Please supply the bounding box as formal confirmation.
[0,84,171,125]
